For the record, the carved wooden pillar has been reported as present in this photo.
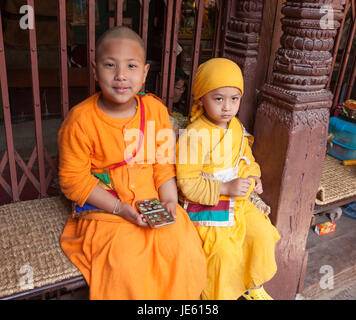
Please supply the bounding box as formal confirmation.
[252,0,346,299]
[221,0,264,133]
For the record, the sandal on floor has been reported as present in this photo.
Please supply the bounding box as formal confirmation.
[242,286,274,300]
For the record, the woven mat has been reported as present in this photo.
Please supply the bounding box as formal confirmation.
[0,196,82,298]
[316,155,356,205]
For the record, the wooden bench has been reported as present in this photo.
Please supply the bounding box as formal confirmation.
[313,154,356,217]
[0,196,86,299]
[0,191,270,300]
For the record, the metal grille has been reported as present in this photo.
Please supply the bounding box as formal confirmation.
[0,0,223,203]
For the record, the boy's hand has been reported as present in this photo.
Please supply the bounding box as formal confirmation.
[222,178,252,197]
[119,203,149,228]
[249,176,263,194]
[158,178,178,219]
[161,200,177,219]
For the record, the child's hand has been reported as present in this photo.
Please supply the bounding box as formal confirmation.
[158,178,178,219]
[161,200,177,219]
[222,178,252,197]
[119,203,149,228]
[249,176,263,194]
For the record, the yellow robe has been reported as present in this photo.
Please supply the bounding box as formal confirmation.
[176,115,280,299]
[58,93,207,300]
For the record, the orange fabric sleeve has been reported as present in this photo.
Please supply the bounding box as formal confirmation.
[57,115,99,207]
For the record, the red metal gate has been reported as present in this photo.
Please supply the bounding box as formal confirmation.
[0,0,224,204]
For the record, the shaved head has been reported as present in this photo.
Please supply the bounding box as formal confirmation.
[95,26,146,62]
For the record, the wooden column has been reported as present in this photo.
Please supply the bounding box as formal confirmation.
[221,0,264,133]
[252,0,346,299]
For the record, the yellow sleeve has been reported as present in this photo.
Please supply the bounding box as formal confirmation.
[176,128,220,205]
[177,177,220,205]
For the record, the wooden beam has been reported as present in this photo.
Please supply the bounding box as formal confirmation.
[256,0,285,90]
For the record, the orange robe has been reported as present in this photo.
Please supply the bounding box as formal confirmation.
[58,93,207,300]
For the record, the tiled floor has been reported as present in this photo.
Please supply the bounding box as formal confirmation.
[298,280,356,300]
[301,212,356,300]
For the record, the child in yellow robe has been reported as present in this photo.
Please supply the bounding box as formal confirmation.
[176,58,280,300]
[58,26,206,300]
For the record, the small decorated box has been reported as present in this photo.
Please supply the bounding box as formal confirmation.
[314,221,336,235]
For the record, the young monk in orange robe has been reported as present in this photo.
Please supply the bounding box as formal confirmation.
[58,26,207,300]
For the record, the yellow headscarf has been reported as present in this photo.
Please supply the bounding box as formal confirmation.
[190,58,244,123]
